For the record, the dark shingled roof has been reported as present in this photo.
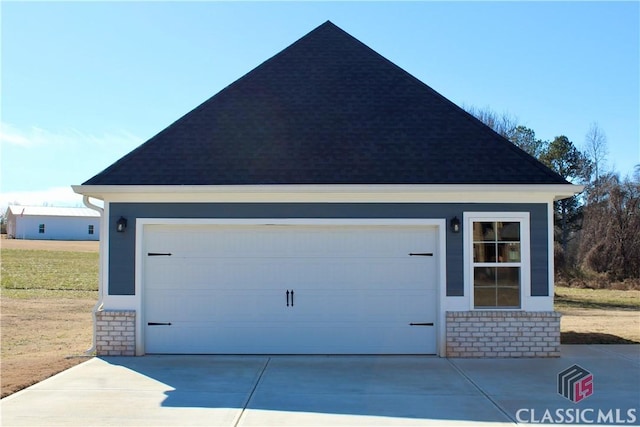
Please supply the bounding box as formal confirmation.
[83,21,567,186]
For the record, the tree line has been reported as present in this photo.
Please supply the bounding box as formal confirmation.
[466,106,639,288]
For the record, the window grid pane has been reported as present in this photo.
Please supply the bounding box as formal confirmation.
[472,220,522,309]
[474,243,496,262]
[497,222,520,241]
[498,243,520,262]
[474,287,496,308]
[497,287,520,307]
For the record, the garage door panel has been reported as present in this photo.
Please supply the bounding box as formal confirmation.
[143,224,439,355]
[146,290,435,327]
[146,225,436,258]
[146,258,435,291]
[145,318,436,354]
[146,322,436,354]
[146,286,435,318]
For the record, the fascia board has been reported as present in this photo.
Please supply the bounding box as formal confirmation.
[72,184,582,204]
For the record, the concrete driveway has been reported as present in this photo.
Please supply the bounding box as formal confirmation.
[2,345,638,426]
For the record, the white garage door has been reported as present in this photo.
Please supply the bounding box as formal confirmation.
[142,224,438,354]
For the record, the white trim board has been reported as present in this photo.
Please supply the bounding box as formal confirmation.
[461,212,552,312]
[73,184,581,203]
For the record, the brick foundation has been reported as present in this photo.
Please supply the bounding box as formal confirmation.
[446,311,560,357]
[95,310,136,356]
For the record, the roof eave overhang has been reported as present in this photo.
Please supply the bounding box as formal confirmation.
[72,184,583,204]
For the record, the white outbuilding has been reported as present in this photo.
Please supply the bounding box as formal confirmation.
[5,206,100,241]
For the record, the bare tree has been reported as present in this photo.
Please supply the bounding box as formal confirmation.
[463,105,549,158]
[578,173,640,281]
[584,122,609,202]
[464,105,519,141]
[0,211,6,235]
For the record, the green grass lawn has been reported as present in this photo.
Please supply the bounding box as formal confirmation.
[1,249,98,298]
[555,285,640,310]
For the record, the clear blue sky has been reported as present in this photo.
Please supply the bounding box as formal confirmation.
[1,1,638,208]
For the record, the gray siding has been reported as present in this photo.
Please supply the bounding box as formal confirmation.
[108,203,549,297]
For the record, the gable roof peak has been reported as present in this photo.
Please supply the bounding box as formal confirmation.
[81,22,568,186]
[315,20,340,29]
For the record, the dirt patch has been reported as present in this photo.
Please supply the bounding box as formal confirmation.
[559,308,640,344]
[0,297,96,398]
[0,237,98,252]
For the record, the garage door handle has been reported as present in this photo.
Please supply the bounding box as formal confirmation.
[286,290,294,307]
[148,253,172,256]
[409,253,433,257]
[148,322,172,326]
[409,322,434,326]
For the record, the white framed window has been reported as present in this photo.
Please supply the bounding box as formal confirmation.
[464,212,530,309]
[88,225,94,235]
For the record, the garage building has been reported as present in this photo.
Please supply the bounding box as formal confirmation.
[73,22,580,357]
